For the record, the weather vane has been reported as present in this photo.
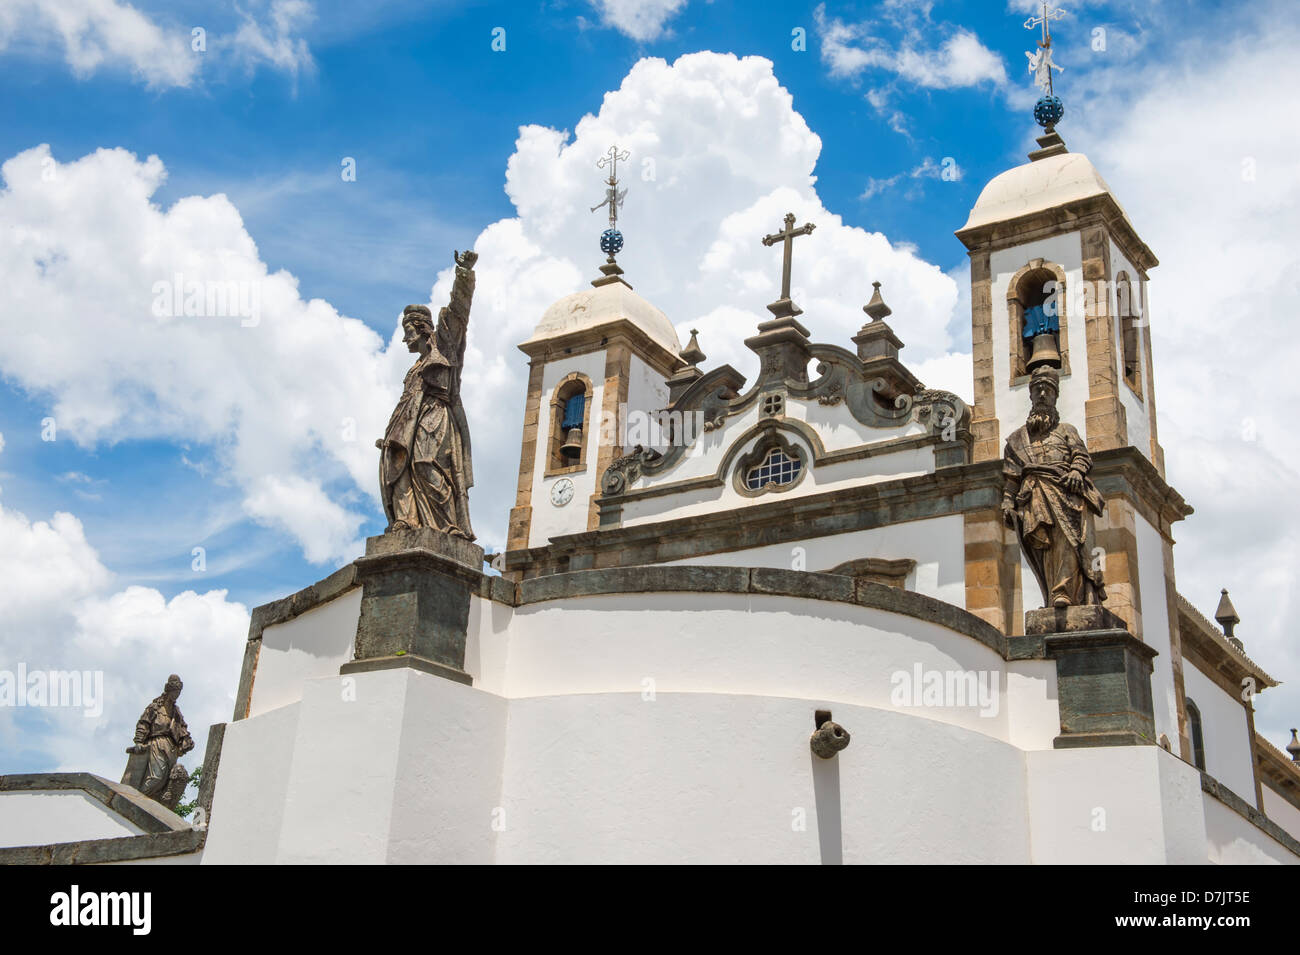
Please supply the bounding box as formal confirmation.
[1024,2,1066,130]
[591,144,629,258]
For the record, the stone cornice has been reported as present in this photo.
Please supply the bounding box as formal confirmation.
[511,458,1006,576]
[956,196,1158,274]
[1201,771,1300,859]
[515,566,1008,657]
[1255,733,1300,812]
[1090,446,1193,534]
[1177,592,1278,690]
[517,317,682,377]
[0,772,204,864]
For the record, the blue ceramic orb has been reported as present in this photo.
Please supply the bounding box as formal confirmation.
[1034,95,1064,128]
[600,229,624,255]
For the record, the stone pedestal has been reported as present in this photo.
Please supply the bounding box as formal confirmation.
[1013,605,1157,749]
[342,528,486,685]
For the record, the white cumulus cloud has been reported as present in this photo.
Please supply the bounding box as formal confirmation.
[589,0,688,41]
[0,0,315,88]
[0,144,394,564]
[0,498,248,777]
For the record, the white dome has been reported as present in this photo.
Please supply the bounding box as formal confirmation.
[522,279,680,354]
[960,152,1130,232]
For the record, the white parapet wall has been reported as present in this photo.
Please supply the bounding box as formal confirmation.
[209,565,1300,865]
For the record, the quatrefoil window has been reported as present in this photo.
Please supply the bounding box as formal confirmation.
[761,394,784,416]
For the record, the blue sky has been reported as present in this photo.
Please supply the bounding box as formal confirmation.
[2,0,1299,777]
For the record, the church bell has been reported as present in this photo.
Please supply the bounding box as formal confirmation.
[1026,332,1062,371]
[559,426,583,459]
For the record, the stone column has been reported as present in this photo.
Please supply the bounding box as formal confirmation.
[963,508,1020,634]
[590,342,631,531]
[507,359,546,552]
[968,251,1001,462]
[1080,226,1128,452]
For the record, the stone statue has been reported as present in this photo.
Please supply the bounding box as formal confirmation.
[1001,366,1107,608]
[127,674,194,803]
[377,250,478,540]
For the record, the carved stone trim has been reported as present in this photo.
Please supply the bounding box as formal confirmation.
[600,445,662,497]
[823,557,916,590]
[597,340,972,501]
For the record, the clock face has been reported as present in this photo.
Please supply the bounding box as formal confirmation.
[550,477,575,507]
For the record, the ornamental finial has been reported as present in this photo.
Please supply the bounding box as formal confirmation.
[591,144,630,260]
[1024,2,1066,130]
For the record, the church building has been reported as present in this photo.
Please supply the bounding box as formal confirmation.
[4,90,1299,867]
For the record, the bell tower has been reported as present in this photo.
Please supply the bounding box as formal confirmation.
[505,146,684,557]
[955,8,1192,758]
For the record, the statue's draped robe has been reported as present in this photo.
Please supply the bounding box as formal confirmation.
[1003,421,1107,606]
[134,697,193,798]
[380,269,476,540]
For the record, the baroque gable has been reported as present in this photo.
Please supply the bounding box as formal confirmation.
[596,324,971,528]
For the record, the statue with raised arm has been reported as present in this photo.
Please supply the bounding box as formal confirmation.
[1002,366,1107,608]
[127,674,194,803]
[377,250,478,540]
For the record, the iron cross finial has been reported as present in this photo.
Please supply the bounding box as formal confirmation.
[1024,1,1066,49]
[761,212,816,303]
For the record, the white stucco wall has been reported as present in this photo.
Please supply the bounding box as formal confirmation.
[1026,746,1206,864]
[625,353,670,453]
[495,692,1031,864]
[201,702,300,864]
[1204,792,1299,865]
[529,350,607,548]
[659,516,964,605]
[488,592,1047,744]
[0,790,144,847]
[1262,785,1300,842]
[1182,662,1255,801]
[249,588,361,718]
[203,662,1295,864]
[783,393,927,452]
[1134,514,1179,746]
[989,232,1089,451]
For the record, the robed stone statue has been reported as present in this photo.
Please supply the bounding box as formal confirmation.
[1001,365,1107,608]
[377,250,477,540]
[128,674,194,803]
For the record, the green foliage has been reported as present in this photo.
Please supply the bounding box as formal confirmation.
[175,765,203,818]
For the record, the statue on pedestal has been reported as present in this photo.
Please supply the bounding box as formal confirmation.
[126,674,194,804]
[377,250,478,540]
[1002,365,1107,608]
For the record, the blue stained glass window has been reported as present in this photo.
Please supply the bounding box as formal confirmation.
[746,447,801,491]
[561,393,585,430]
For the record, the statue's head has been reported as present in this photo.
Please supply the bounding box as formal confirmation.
[1029,365,1059,405]
[1027,366,1060,435]
[164,674,183,701]
[401,305,434,352]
